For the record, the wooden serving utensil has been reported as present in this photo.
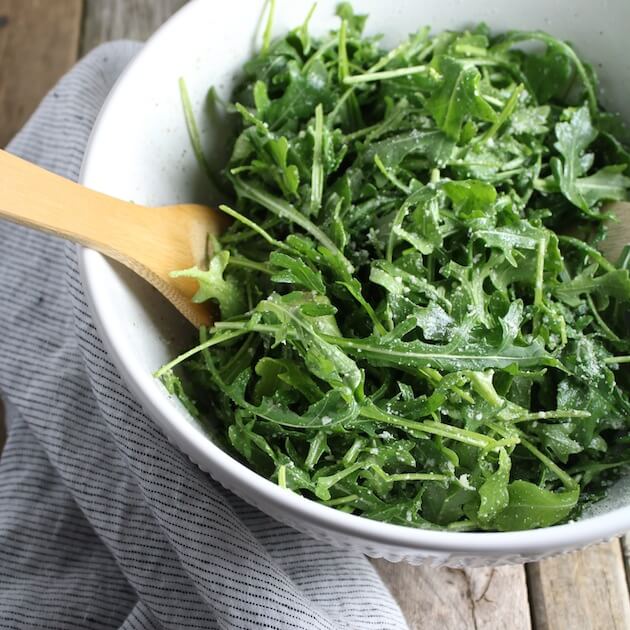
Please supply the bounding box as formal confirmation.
[0,149,229,328]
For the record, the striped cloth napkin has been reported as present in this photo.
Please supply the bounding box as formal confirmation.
[0,42,408,630]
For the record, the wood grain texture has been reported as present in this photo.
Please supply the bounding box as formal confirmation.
[80,0,188,55]
[527,539,630,630]
[373,559,531,630]
[0,0,83,147]
[622,535,630,593]
[0,149,227,327]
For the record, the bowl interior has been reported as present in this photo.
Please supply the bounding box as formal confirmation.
[80,0,630,552]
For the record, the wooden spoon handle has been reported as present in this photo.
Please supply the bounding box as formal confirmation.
[0,149,156,253]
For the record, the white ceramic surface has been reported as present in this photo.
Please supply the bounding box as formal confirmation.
[79,0,630,566]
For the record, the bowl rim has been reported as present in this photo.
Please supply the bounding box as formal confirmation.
[79,0,630,556]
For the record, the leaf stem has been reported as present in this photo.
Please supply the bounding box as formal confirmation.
[604,355,630,365]
[586,294,620,342]
[310,104,325,216]
[518,434,578,490]
[219,204,286,250]
[277,464,287,488]
[558,235,616,272]
[534,236,547,307]
[262,0,276,52]
[154,328,251,378]
[479,83,524,143]
[386,201,411,262]
[179,78,220,190]
[324,494,359,507]
[386,473,449,482]
[232,179,354,274]
[344,65,431,85]
[338,19,349,82]
[228,255,273,274]
[359,404,500,449]
[513,409,591,422]
[374,154,411,194]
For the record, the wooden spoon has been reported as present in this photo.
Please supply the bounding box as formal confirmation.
[0,149,228,328]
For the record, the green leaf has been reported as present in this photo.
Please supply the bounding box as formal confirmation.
[364,130,455,169]
[443,179,497,216]
[477,448,511,526]
[555,266,630,307]
[492,481,579,531]
[537,424,583,463]
[266,60,334,131]
[574,165,630,207]
[423,482,476,525]
[170,251,245,318]
[267,136,300,196]
[474,221,545,267]
[522,41,573,103]
[332,325,559,372]
[251,388,360,429]
[258,292,363,393]
[549,105,627,215]
[427,56,497,141]
[269,251,326,293]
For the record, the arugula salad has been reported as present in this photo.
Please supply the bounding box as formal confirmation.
[158,3,630,531]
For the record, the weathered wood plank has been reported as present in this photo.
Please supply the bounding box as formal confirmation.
[621,534,630,592]
[527,539,630,630]
[373,559,531,630]
[0,0,83,147]
[80,0,188,55]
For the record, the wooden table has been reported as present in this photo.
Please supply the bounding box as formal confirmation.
[1,2,630,628]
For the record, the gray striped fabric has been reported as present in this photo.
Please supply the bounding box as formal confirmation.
[0,42,408,630]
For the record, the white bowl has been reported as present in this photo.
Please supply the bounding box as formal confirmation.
[79,0,630,566]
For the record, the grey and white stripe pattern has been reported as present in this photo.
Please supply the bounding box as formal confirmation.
[0,42,408,630]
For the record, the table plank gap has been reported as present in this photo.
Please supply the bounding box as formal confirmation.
[620,534,630,593]
[372,559,531,630]
[526,539,630,630]
[80,0,189,56]
[0,0,83,148]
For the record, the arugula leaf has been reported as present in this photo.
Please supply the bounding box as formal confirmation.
[477,448,511,526]
[521,41,573,103]
[548,106,630,215]
[573,165,630,207]
[492,482,579,531]
[427,56,496,141]
[334,326,558,372]
[171,250,245,318]
[269,251,326,293]
[364,130,455,169]
[554,265,630,307]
